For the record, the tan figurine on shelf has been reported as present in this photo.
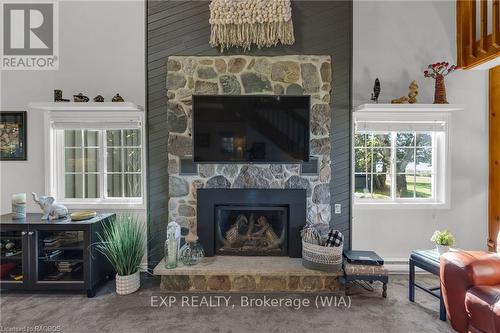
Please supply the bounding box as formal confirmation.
[391,96,409,104]
[408,80,419,104]
[391,80,419,104]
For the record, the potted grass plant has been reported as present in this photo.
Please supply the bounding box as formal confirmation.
[431,230,455,255]
[97,214,145,295]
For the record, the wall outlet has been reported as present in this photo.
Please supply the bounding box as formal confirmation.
[334,204,341,214]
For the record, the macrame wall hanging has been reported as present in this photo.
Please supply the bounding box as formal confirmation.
[209,0,295,51]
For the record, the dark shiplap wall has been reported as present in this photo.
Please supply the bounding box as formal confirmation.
[146,0,352,266]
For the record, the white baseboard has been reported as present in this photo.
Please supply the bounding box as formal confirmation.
[383,258,434,275]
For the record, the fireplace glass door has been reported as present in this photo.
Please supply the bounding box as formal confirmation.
[215,205,288,256]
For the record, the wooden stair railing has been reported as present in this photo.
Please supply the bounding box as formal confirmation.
[457,0,500,69]
[489,65,500,252]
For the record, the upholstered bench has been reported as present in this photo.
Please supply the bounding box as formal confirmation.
[341,261,389,297]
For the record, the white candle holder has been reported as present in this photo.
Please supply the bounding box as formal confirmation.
[12,193,27,219]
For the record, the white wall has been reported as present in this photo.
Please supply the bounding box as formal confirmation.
[0,1,146,265]
[0,0,145,214]
[353,0,489,260]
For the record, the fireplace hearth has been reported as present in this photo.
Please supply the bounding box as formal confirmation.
[197,189,306,258]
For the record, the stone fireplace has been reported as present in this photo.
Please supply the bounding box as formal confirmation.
[166,55,333,238]
[198,189,305,258]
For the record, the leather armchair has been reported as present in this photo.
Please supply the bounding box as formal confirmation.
[440,250,500,333]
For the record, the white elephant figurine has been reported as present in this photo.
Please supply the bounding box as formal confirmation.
[32,192,68,220]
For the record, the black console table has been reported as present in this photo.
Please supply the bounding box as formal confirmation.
[409,249,446,321]
[0,213,115,297]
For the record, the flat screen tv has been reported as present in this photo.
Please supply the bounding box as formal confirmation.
[193,95,310,163]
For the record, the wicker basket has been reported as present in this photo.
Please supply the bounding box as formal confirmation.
[302,241,343,272]
[116,271,140,295]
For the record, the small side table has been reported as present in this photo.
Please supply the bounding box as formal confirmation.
[342,262,389,297]
[409,249,446,321]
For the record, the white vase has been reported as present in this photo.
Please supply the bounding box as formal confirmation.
[436,244,450,255]
[115,271,140,295]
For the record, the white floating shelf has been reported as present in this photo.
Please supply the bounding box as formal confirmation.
[355,104,464,113]
[29,102,143,112]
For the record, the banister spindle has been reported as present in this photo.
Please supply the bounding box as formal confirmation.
[493,0,499,47]
[469,0,477,57]
[480,0,488,52]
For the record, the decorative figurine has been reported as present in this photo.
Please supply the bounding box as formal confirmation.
[93,95,104,102]
[165,221,181,269]
[73,93,89,102]
[407,80,419,104]
[391,96,409,104]
[391,80,419,104]
[112,93,124,102]
[32,192,68,221]
[371,78,381,103]
[54,89,70,102]
[424,62,457,104]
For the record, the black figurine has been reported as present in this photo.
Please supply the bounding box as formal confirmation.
[73,93,89,102]
[112,93,125,102]
[371,78,381,103]
[54,89,69,102]
[93,95,104,102]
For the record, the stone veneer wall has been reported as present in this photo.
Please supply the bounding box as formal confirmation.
[166,55,332,233]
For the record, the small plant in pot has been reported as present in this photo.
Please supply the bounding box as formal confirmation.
[431,230,455,255]
[97,214,145,295]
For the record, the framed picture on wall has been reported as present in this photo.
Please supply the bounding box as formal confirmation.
[0,111,27,161]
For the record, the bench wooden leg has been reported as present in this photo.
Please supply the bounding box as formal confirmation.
[382,283,387,298]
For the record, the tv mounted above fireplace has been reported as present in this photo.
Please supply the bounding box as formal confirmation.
[192,95,310,163]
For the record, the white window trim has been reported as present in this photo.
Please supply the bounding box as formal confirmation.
[352,104,464,209]
[30,102,146,210]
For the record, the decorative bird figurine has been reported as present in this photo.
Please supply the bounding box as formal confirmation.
[371,78,381,103]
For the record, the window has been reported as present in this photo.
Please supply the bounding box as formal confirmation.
[62,129,142,200]
[354,132,435,201]
[353,105,453,206]
[40,103,146,208]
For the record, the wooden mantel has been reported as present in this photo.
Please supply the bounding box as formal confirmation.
[457,0,500,69]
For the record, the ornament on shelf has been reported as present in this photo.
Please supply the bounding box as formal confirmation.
[391,80,419,104]
[424,62,457,104]
[32,192,68,220]
[112,93,124,102]
[391,96,409,104]
[73,93,89,102]
[54,89,70,102]
[371,78,381,103]
[93,95,104,102]
[407,80,419,104]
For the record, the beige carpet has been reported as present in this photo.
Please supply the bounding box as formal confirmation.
[0,274,454,333]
